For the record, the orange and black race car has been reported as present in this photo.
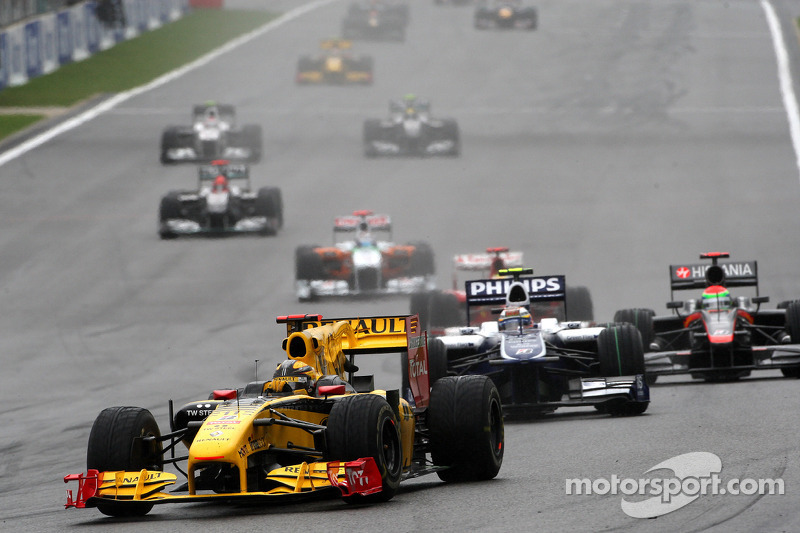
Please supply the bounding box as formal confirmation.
[614,252,800,383]
[294,210,435,301]
[296,39,373,85]
[64,314,503,516]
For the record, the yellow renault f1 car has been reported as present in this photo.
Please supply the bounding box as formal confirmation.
[296,39,373,85]
[64,314,503,517]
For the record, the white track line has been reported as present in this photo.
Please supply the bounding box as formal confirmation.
[0,0,338,169]
[761,0,800,181]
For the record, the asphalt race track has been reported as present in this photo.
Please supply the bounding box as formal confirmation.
[2,0,800,531]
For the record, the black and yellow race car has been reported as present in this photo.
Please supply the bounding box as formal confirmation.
[296,39,373,85]
[475,0,537,30]
[65,314,504,517]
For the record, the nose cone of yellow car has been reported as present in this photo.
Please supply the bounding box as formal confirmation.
[189,408,252,460]
[499,7,512,18]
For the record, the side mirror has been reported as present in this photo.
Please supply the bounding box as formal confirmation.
[667,301,684,310]
[752,296,770,305]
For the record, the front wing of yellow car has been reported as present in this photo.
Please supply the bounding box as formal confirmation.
[65,458,382,509]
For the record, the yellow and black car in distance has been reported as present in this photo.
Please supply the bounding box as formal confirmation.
[65,314,504,517]
[474,0,537,30]
[296,39,373,85]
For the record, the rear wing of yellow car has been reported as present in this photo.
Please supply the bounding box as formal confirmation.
[276,314,433,408]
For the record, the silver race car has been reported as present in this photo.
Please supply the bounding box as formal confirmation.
[160,103,262,164]
[363,95,460,157]
[158,160,282,239]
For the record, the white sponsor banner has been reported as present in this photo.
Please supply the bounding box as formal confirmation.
[0,0,188,88]
[70,3,89,61]
[40,13,58,74]
[24,20,42,79]
[148,0,164,29]
[124,0,147,37]
[6,24,27,86]
[0,32,7,88]
[84,2,101,53]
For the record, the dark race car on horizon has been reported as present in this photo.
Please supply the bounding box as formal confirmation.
[474,0,537,30]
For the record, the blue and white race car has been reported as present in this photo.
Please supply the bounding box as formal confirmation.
[426,268,649,417]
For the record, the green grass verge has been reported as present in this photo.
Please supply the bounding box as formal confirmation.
[0,9,277,108]
[0,114,46,141]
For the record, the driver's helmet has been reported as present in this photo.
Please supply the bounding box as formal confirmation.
[498,307,533,331]
[402,93,417,114]
[205,107,218,123]
[270,360,319,394]
[701,285,732,311]
[356,230,373,247]
[212,175,228,193]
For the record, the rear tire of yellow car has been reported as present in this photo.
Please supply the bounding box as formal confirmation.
[86,406,163,517]
[326,395,403,503]
[428,375,504,482]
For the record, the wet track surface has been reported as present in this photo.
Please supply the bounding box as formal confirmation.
[2,0,800,531]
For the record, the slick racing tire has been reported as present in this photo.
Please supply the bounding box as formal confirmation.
[255,187,281,234]
[87,406,163,517]
[597,325,648,415]
[326,394,403,503]
[255,187,283,234]
[780,366,800,378]
[566,286,594,321]
[410,291,464,331]
[241,124,263,163]
[428,376,504,482]
[613,308,655,347]
[781,300,800,377]
[363,119,383,157]
[432,291,465,329]
[785,300,800,342]
[523,9,538,30]
[408,241,435,276]
[410,291,434,331]
[296,56,314,84]
[427,337,450,385]
[598,324,645,376]
[440,120,460,156]
[401,335,448,399]
[158,192,182,239]
[295,245,324,281]
[160,126,181,164]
